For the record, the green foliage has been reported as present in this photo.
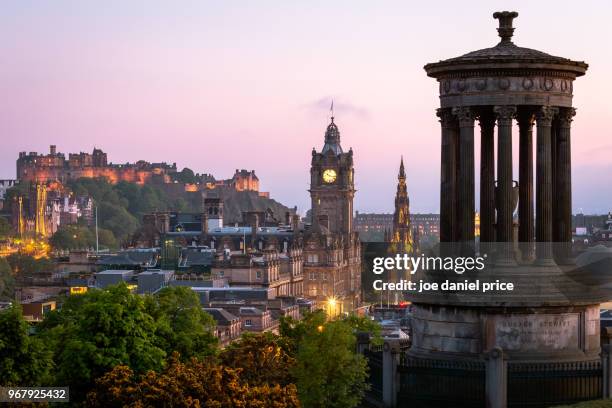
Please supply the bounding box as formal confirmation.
[49,223,118,251]
[0,258,15,301]
[3,182,30,214]
[220,332,296,386]
[38,284,166,400]
[66,178,198,245]
[172,167,196,184]
[294,319,368,408]
[281,310,374,408]
[0,217,12,238]
[0,305,53,386]
[6,253,54,277]
[342,314,383,346]
[50,224,116,251]
[144,286,218,359]
[85,353,301,408]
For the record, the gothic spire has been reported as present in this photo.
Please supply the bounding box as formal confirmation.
[389,155,412,254]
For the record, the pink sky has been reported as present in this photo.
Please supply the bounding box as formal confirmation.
[1,1,611,214]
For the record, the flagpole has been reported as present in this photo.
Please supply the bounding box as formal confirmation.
[95,204,99,254]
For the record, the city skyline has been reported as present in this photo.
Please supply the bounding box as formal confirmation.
[2,1,611,214]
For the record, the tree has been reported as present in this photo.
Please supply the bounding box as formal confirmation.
[220,332,295,386]
[86,353,301,408]
[0,217,12,238]
[6,254,54,278]
[97,202,139,244]
[0,305,53,386]
[49,225,94,250]
[281,311,373,408]
[293,319,368,408]
[49,225,118,251]
[96,227,118,250]
[173,168,196,184]
[145,286,218,359]
[0,258,15,301]
[39,284,165,401]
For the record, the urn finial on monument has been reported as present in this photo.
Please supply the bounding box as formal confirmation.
[493,11,518,44]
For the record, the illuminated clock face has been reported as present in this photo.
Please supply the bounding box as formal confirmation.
[322,169,337,183]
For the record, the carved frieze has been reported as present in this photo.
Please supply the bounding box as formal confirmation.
[439,75,573,96]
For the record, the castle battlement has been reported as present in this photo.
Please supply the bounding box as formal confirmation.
[17,145,177,185]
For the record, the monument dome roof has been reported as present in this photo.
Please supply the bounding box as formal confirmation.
[424,11,588,78]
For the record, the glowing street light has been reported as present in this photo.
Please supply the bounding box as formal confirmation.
[326,296,338,318]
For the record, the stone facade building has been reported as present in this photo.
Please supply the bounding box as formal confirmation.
[303,117,362,313]
[355,212,440,238]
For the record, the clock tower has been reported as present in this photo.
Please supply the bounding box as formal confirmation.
[305,116,361,312]
[309,117,355,235]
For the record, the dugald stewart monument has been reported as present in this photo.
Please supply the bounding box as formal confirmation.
[397,10,612,408]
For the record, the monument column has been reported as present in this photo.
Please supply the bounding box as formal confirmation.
[535,106,558,265]
[517,109,535,261]
[437,108,458,244]
[555,107,576,262]
[453,106,476,254]
[494,105,517,264]
[479,110,496,246]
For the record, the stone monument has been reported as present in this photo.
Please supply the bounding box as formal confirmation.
[403,11,610,407]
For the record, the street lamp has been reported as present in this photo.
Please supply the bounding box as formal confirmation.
[326,296,337,318]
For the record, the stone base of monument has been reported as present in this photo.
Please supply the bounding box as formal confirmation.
[409,302,600,362]
[398,262,608,407]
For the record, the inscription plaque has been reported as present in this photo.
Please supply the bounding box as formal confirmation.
[490,313,580,351]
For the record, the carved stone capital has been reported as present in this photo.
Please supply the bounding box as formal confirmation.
[535,106,559,127]
[557,107,576,128]
[493,105,517,126]
[516,110,535,128]
[452,106,476,127]
[436,108,456,129]
[478,110,496,131]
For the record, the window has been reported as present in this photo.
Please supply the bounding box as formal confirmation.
[245,319,252,327]
[256,271,262,279]
[218,270,224,277]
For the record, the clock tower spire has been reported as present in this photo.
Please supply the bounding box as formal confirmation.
[309,116,355,234]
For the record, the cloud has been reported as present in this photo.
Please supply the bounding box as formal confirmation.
[301,96,370,120]
[578,144,612,158]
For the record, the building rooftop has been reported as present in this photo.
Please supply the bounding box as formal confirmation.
[96,269,134,275]
[203,308,239,324]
